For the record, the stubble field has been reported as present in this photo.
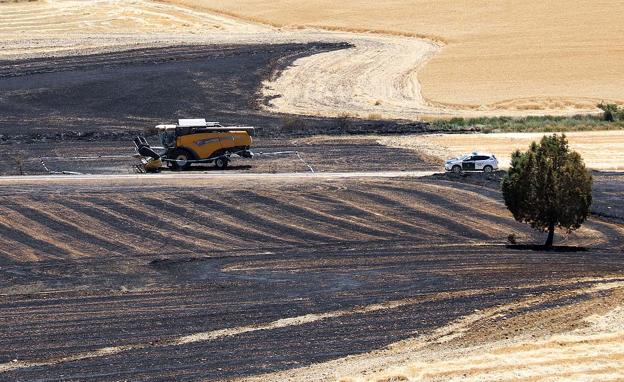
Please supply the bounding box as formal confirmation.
[172,0,624,113]
[4,0,624,119]
[379,130,624,170]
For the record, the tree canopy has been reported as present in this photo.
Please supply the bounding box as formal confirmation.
[501,134,592,248]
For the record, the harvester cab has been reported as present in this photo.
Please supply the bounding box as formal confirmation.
[134,119,254,172]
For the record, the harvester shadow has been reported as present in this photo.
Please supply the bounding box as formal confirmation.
[163,165,253,172]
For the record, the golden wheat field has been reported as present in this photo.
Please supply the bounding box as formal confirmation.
[171,0,624,112]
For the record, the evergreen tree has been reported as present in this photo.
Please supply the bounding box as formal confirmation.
[502,134,592,249]
[597,102,624,121]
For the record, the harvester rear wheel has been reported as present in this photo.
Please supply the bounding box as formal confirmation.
[214,156,229,169]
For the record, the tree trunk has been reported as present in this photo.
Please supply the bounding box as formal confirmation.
[544,222,555,249]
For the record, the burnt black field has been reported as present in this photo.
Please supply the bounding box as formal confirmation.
[0,43,425,136]
[0,43,333,133]
[0,43,430,176]
[1,177,623,381]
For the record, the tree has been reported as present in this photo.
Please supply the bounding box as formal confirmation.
[597,102,624,121]
[501,134,592,249]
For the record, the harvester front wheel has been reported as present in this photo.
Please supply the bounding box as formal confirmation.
[170,149,193,170]
[214,156,229,169]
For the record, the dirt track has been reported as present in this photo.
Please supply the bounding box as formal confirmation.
[1,175,623,381]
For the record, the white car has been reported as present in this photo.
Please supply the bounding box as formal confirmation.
[445,152,498,174]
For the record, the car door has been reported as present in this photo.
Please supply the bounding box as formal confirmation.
[473,155,487,170]
[462,156,476,171]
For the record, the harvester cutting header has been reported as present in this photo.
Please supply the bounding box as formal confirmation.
[134,119,254,172]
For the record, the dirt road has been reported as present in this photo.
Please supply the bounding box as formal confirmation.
[0,170,436,185]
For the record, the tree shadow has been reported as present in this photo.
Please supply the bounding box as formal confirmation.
[506,244,587,252]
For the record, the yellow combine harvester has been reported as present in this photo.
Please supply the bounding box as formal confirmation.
[134,119,254,172]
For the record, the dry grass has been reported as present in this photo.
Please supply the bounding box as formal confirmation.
[170,0,624,109]
[354,287,624,382]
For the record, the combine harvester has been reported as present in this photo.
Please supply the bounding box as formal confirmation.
[134,119,254,172]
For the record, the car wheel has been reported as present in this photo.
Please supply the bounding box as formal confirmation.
[452,165,462,174]
[483,165,493,173]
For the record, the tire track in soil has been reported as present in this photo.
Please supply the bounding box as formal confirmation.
[343,188,486,241]
[67,198,202,257]
[183,194,339,244]
[3,201,134,255]
[165,195,300,246]
[234,190,396,240]
[28,198,149,253]
[85,196,228,253]
[0,205,85,259]
[0,220,68,261]
[375,183,529,238]
[301,192,436,240]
